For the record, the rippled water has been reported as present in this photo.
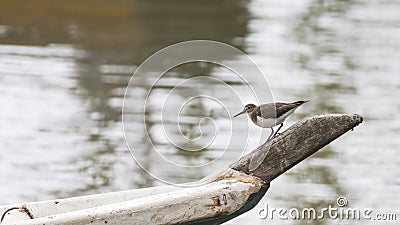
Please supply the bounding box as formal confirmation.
[1,0,399,224]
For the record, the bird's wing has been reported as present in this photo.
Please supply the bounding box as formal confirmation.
[259,103,278,119]
[260,102,301,119]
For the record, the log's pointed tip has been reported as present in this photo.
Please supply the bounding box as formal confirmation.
[352,114,363,125]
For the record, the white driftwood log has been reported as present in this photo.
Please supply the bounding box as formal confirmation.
[0,114,363,225]
[0,170,264,225]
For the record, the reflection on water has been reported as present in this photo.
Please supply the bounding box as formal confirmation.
[1,0,400,224]
[0,0,252,201]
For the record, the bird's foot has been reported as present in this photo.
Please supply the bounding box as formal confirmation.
[273,132,281,138]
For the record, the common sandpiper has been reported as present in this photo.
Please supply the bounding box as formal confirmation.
[233,100,309,140]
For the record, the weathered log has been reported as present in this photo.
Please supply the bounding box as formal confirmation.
[0,172,265,225]
[187,114,363,225]
[230,114,363,183]
[0,114,363,225]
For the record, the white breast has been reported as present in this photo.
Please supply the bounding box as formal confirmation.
[255,116,277,128]
[255,108,297,128]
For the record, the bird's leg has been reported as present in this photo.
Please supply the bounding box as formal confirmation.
[273,123,284,138]
[267,127,274,141]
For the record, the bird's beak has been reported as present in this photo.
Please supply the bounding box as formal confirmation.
[233,109,246,118]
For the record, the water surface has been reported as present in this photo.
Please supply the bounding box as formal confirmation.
[0,0,399,224]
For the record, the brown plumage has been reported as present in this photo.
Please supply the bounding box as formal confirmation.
[234,100,309,140]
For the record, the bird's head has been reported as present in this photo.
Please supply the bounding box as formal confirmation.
[233,103,256,117]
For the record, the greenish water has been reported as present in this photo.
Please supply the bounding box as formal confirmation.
[0,0,399,224]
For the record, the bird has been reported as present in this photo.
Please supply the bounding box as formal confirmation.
[233,100,309,141]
